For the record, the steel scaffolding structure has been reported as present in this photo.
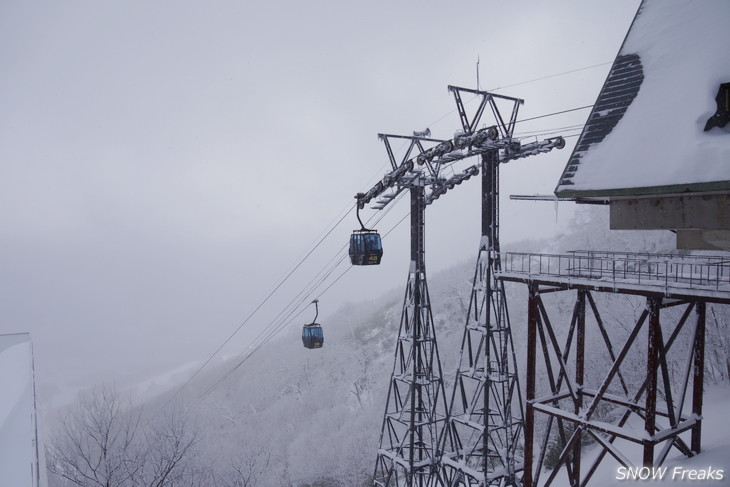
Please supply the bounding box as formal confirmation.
[498,251,730,487]
[354,80,728,487]
[434,88,536,487]
[373,179,449,487]
[354,85,565,487]
[437,148,523,487]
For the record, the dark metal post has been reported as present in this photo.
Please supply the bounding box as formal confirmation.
[483,149,497,482]
[483,150,498,248]
[411,183,425,486]
[692,302,705,454]
[644,296,661,466]
[437,149,522,486]
[411,183,425,271]
[572,290,586,486]
[524,284,539,487]
[373,178,447,487]
[484,261,491,484]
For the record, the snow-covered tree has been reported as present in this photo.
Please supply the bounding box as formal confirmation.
[47,385,202,487]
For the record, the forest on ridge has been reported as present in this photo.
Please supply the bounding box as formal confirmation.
[45,207,730,487]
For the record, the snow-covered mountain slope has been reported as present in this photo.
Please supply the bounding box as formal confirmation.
[47,207,729,487]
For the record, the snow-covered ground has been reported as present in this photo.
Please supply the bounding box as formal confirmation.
[39,209,728,487]
[563,385,730,486]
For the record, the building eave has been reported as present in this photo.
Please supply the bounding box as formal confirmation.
[555,180,730,200]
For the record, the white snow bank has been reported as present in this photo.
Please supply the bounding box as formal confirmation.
[0,333,42,487]
[554,386,730,486]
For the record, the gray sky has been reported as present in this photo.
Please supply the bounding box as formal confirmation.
[0,0,640,406]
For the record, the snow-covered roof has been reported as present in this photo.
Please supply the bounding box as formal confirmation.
[555,0,730,198]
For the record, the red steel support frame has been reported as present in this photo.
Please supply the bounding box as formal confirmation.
[644,297,661,466]
[574,290,586,485]
[511,276,725,487]
[692,302,705,454]
[524,284,539,487]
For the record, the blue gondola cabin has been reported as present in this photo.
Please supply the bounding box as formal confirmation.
[349,230,383,266]
[302,323,324,349]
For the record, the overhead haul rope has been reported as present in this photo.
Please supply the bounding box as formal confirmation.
[515,123,586,135]
[197,192,410,400]
[175,101,594,403]
[515,125,586,141]
[514,105,594,125]
[489,61,612,92]
[169,153,408,402]
[212,191,406,362]
[414,62,609,136]
[184,101,596,402]
[170,60,612,402]
[171,204,354,399]
[199,199,411,401]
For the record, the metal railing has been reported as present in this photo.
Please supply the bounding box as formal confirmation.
[499,251,730,293]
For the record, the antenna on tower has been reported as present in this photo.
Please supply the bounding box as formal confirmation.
[476,55,481,91]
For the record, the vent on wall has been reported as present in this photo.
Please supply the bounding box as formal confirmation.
[704,82,730,131]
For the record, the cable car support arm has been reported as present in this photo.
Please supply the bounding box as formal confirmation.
[355,86,565,213]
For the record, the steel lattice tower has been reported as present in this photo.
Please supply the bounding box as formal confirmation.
[437,152,524,485]
[355,85,564,487]
[373,179,449,487]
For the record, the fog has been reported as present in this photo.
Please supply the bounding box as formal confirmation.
[0,0,640,406]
